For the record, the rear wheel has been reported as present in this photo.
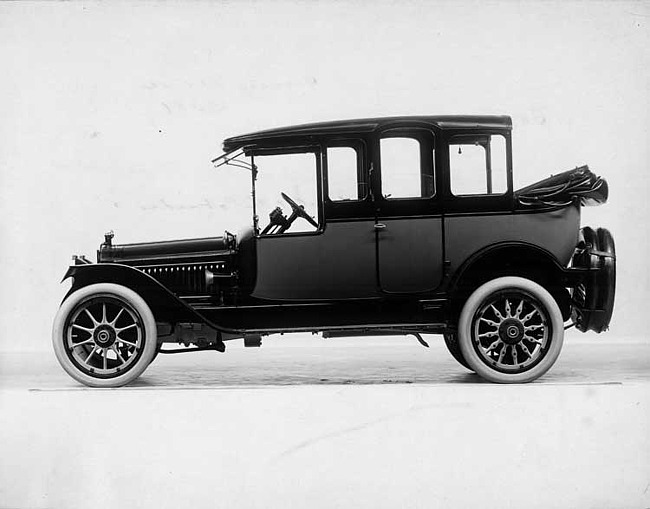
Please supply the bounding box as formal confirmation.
[443,332,472,371]
[52,283,157,387]
[458,277,564,383]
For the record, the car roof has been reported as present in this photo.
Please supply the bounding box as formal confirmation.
[222,115,512,152]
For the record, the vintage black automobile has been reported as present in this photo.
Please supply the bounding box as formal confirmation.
[52,115,616,387]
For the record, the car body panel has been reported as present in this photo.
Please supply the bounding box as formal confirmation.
[445,205,580,273]
[377,217,443,293]
[252,220,378,300]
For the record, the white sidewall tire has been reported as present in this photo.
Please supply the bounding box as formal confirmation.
[458,277,564,384]
[52,283,158,388]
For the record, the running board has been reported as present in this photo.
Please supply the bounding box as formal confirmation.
[322,329,430,348]
[323,330,413,338]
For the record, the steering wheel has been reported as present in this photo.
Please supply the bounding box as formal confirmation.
[281,192,318,228]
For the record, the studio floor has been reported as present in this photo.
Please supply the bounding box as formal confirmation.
[1,335,649,509]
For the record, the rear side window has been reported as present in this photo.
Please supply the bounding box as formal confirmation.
[449,134,507,195]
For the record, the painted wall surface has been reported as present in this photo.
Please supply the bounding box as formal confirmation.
[0,1,648,350]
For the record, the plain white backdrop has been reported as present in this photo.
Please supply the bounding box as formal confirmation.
[0,1,648,350]
[1,5,649,509]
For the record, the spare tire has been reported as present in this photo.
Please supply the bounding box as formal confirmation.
[571,227,616,333]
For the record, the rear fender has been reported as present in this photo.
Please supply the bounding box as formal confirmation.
[448,243,572,320]
[62,263,241,334]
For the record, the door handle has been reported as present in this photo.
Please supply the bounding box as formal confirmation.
[374,223,387,230]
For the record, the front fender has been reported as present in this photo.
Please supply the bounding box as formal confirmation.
[62,263,241,333]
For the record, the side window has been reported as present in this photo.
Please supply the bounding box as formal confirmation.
[380,136,434,199]
[326,146,363,201]
[255,151,319,233]
[449,134,508,195]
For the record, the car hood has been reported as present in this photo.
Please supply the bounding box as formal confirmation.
[98,235,235,266]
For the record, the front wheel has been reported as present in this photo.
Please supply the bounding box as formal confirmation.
[458,277,564,383]
[52,283,158,387]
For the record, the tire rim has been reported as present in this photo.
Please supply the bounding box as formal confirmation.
[63,295,145,379]
[471,290,551,374]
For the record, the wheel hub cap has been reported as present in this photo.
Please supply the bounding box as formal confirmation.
[499,318,524,344]
[94,324,116,348]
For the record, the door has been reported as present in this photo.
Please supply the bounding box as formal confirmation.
[375,129,443,294]
[252,141,380,301]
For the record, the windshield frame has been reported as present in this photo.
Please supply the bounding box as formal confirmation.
[213,144,322,236]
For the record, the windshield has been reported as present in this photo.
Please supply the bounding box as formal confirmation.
[213,148,319,235]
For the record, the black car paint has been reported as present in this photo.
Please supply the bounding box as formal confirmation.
[64,116,611,339]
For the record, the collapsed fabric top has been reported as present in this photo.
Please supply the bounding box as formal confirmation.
[515,166,608,207]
